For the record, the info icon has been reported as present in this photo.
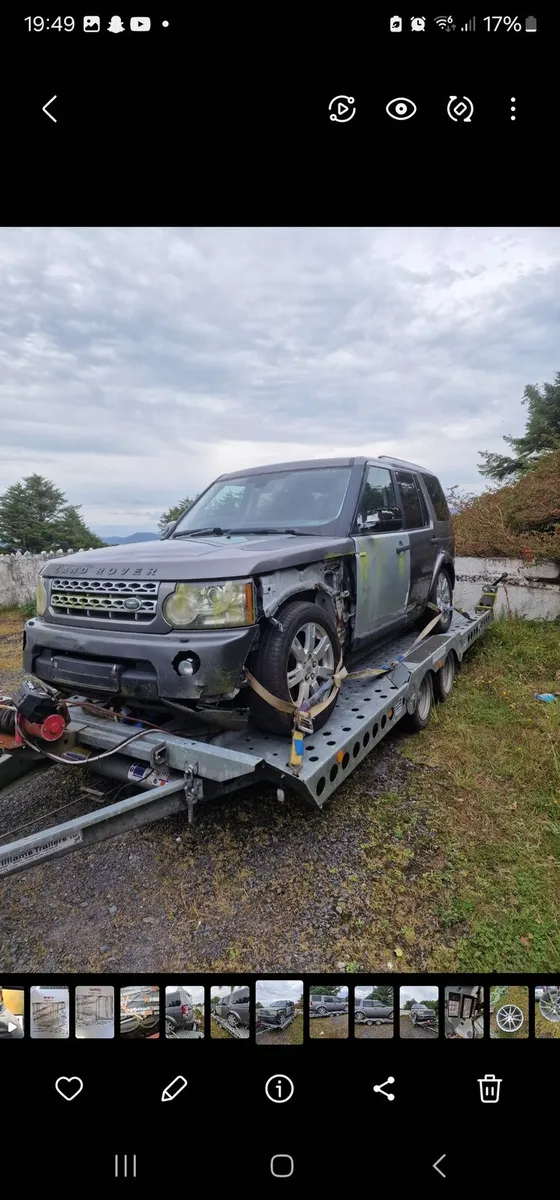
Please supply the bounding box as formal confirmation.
[83,15,100,31]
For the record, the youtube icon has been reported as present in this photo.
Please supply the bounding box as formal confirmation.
[130,17,151,31]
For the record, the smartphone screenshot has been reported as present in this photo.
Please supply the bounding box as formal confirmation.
[1,8,558,1187]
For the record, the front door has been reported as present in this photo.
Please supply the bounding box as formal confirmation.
[352,465,410,639]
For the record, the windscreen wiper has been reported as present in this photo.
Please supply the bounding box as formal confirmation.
[221,528,300,536]
[172,527,226,539]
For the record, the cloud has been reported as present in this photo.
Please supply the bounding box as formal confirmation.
[256,980,303,1005]
[1,227,559,532]
[400,985,439,1004]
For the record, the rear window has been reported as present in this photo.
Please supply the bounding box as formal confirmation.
[422,474,450,521]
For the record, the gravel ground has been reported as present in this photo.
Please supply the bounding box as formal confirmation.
[0,717,423,973]
[309,1013,348,1039]
[399,1019,438,1039]
[354,1022,394,1039]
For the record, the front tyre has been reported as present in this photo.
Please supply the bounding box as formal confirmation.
[248,600,341,736]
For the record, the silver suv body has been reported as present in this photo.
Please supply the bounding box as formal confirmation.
[24,456,454,736]
[309,994,348,1015]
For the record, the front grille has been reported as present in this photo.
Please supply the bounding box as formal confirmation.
[50,577,159,622]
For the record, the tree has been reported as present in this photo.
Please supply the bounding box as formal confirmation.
[0,474,105,553]
[158,496,196,534]
[366,986,394,1006]
[309,985,341,996]
[478,372,560,481]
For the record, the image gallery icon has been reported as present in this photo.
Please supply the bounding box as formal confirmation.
[83,16,100,31]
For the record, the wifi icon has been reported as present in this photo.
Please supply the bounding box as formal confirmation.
[434,15,456,29]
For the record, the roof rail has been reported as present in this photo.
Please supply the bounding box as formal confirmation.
[378,455,426,470]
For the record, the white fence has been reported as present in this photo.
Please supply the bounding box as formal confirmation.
[1,550,559,620]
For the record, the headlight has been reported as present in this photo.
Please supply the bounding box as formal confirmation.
[36,575,48,616]
[163,580,256,629]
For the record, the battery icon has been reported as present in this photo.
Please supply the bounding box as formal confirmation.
[525,16,537,31]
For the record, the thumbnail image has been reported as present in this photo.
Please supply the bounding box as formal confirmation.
[120,985,160,1039]
[0,986,24,1039]
[211,984,250,1039]
[75,985,115,1039]
[490,986,528,1039]
[309,986,348,1039]
[445,985,485,1039]
[30,986,70,1039]
[535,984,560,1039]
[256,981,303,1044]
[400,986,439,1038]
[354,986,394,1039]
[165,985,205,1039]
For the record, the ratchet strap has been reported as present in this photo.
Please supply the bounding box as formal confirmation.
[246,577,506,773]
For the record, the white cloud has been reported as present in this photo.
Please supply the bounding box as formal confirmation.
[1,227,559,533]
[399,985,439,1004]
[256,980,303,1005]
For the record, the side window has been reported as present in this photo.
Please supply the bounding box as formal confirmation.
[353,466,397,532]
[395,471,428,529]
[423,474,450,521]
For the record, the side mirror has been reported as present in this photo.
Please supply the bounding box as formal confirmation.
[160,521,177,538]
[363,507,403,532]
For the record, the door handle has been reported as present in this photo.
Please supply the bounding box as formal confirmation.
[396,545,410,554]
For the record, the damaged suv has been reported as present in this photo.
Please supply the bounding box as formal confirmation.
[24,456,454,736]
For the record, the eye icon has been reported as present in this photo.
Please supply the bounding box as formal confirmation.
[386,97,417,120]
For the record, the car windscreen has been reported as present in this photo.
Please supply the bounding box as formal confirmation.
[172,467,352,534]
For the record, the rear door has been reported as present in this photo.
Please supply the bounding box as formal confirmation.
[352,464,410,639]
[393,470,434,614]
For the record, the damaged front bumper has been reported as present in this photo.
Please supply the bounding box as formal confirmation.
[22,617,259,704]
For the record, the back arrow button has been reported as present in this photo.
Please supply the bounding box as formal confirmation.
[42,95,57,123]
[433,1154,446,1178]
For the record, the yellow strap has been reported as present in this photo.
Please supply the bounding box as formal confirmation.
[245,658,347,721]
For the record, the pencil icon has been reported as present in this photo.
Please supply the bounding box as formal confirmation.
[161,1075,188,1102]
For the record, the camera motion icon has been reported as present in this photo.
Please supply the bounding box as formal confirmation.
[447,95,474,122]
[329,96,356,123]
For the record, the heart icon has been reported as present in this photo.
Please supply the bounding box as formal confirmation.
[55,1076,84,1101]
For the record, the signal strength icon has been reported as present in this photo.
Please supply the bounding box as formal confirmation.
[460,16,476,31]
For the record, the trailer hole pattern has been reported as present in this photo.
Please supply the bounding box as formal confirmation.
[317,777,326,795]
[329,764,338,782]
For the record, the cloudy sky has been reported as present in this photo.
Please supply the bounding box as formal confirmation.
[355,985,393,1001]
[1,227,558,536]
[400,985,439,1005]
[167,984,204,1005]
[256,980,303,1005]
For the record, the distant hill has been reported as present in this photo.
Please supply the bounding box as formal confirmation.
[102,532,160,546]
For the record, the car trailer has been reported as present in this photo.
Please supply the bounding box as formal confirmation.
[210,1013,250,1040]
[256,1012,296,1034]
[0,580,503,879]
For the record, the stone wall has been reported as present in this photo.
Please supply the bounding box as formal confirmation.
[1,550,559,620]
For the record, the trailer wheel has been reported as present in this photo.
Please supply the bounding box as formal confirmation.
[433,653,455,702]
[248,600,341,735]
[404,672,433,732]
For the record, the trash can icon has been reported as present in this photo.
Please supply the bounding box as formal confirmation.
[478,1073,502,1103]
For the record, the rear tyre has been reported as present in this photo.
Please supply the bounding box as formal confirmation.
[248,600,341,735]
[433,653,455,702]
[416,567,453,635]
[403,672,433,733]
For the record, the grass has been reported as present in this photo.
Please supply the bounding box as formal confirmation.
[394,617,560,971]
